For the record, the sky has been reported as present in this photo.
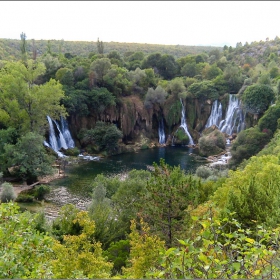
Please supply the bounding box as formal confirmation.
[1,1,280,47]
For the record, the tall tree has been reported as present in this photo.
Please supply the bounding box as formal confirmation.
[20,32,27,62]
[3,132,55,183]
[140,159,201,247]
[0,60,66,134]
[97,37,104,55]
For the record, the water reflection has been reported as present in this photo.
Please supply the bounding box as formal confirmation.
[50,146,205,196]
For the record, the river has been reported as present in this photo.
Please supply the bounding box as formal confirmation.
[49,146,206,197]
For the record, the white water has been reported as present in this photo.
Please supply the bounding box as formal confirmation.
[219,95,246,135]
[173,99,194,146]
[45,116,75,157]
[158,118,166,145]
[205,100,223,128]
[205,95,246,135]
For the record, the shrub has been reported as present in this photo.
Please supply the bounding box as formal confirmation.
[241,84,275,115]
[15,193,34,203]
[0,182,16,202]
[230,127,270,168]
[173,128,189,145]
[198,129,226,156]
[258,102,280,134]
[195,165,213,179]
[34,185,50,201]
[63,147,80,156]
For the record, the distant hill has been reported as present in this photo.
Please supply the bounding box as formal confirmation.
[0,38,223,60]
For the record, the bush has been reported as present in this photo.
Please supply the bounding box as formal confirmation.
[173,128,189,145]
[0,182,16,202]
[258,103,280,134]
[63,147,80,156]
[198,129,226,156]
[15,193,34,202]
[241,84,275,115]
[33,185,50,201]
[195,165,213,179]
[230,127,270,168]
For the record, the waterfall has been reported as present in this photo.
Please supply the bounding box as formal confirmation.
[45,116,75,157]
[219,95,246,135]
[204,95,246,135]
[60,116,75,148]
[173,99,194,146]
[205,100,223,128]
[158,118,166,145]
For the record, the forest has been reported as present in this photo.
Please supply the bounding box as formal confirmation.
[1,33,280,278]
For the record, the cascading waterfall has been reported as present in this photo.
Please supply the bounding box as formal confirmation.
[45,116,75,157]
[219,94,246,135]
[204,95,246,135]
[158,118,166,145]
[205,100,223,128]
[173,99,194,146]
[60,116,75,148]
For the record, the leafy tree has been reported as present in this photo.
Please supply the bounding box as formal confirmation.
[230,127,270,168]
[141,52,161,71]
[40,53,61,83]
[0,128,18,175]
[112,169,151,235]
[52,210,113,278]
[33,184,50,201]
[188,80,219,101]
[104,239,130,274]
[216,155,280,228]
[157,54,178,80]
[3,132,55,183]
[144,85,167,109]
[104,65,130,96]
[88,184,120,248]
[167,77,187,98]
[0,60,66,134]
[123,218,165,278]
[140,159,201,247]
[0,202,54,278]
[90,57,111,86]
[241,84,275,115]
[203,63,223,80]
[181,62,197,77]
[223,64,245,93]
[81,121,123,153]
[0,182,16,202]
[107,50,123,67]
[52,204,82,241]
[198,129,226,157]
[258,102,280,134]
[149,208,280,279]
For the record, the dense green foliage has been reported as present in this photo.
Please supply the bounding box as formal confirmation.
[2,34,280,278]
[241,84,275,115]
[3,132,55,183]
[79,121,123,153]
[230,127,270,168]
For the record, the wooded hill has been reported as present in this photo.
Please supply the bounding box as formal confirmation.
[0,38,222,60]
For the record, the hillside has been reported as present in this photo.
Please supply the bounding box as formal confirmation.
[0,38,222,60]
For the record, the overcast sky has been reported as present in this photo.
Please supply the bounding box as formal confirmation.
[1,1,280,47]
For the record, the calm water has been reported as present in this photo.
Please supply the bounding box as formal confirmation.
[50,146,206,196]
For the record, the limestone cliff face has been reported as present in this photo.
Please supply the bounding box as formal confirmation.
[67,95,231,147]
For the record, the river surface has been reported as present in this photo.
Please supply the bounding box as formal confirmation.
[49,146,206,197]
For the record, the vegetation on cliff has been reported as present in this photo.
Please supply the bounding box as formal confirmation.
[2,34,280,278]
